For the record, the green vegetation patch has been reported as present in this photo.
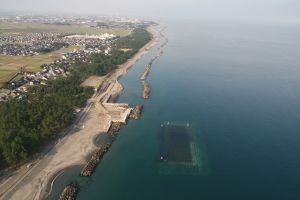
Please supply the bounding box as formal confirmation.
[0,68,17,83]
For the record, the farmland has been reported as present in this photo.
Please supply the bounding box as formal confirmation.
[0,22,130,36]
[0,46,78,86]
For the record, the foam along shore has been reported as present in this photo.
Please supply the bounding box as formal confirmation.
[0,26,160,200]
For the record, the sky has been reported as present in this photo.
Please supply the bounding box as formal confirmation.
[1,0,300,23]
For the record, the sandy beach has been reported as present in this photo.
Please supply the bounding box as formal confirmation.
[0,26,160,200]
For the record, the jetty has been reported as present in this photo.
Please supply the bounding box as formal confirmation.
[80,143,111,177]
[58,183,79,200]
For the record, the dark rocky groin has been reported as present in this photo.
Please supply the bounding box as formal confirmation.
[130,105,143,120]
[80,143,111,177]
[58,182,79,200]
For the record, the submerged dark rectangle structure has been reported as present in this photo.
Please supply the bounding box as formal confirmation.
[158,122,210,176]
[165,124,192,163]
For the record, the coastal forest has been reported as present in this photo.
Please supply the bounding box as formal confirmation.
[0,28,151,167]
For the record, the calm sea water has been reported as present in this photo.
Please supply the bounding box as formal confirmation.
[49,19,300,200]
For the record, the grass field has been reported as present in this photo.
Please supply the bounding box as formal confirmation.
[0,46,79,86]
[0,22,130,36]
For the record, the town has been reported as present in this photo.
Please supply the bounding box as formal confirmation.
[0,33,116,102]
[0,15,153,102]
[0,32,117,56]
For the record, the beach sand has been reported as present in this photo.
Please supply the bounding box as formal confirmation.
[0,26,160,200]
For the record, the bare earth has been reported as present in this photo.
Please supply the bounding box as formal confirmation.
[0,26,159,200]
[81,75,105,88]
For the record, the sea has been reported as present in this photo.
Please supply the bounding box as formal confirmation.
[48,19,300,200]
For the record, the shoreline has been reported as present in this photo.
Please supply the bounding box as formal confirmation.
[43,165,82,200]
[0,25,160,200]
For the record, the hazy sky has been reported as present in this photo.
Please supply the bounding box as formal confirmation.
[1,0,300,22]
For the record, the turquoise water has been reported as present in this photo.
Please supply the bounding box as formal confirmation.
[49,20,300,200]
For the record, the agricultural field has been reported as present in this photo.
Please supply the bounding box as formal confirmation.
[0,22,130,36]
[0,46,78,86]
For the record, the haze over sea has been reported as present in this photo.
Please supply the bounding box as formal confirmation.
[49,18,300,200]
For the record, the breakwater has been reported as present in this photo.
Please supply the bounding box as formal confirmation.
[107,122,122,141]
[80,143,111,177]
[142,80,150,99]
[58,182,79,200]
[130,105,143,120]
[140,27,168,99]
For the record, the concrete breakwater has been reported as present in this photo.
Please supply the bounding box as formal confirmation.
[140,27,168,99]
[130,105,143,120]
[140,64,151,80]
[139,54,159,99]
[107,122,122,142]
[80,143,111,177]
[140,53,161,81]
[142,80,150,99]
[58,182,79,200]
